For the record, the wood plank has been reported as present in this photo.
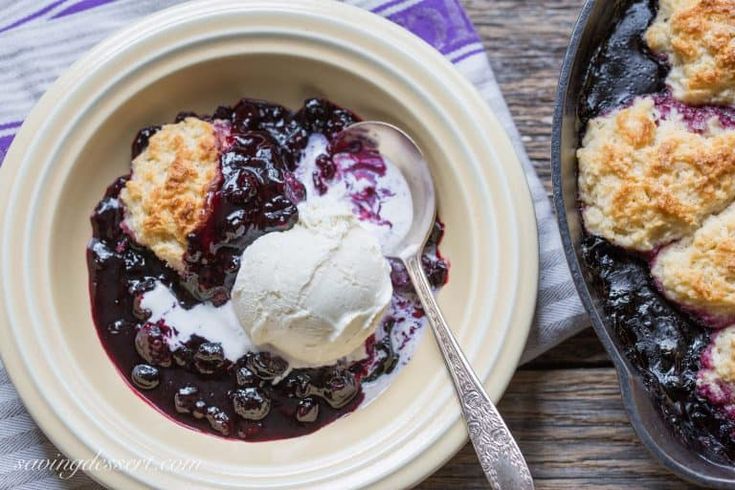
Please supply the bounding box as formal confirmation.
[420,369,690,489]
[463,0,583,197]
[524,328,610,370]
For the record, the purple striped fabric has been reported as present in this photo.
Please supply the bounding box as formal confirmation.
[371,0,406,14]
[0,0,67,34]
[0,120,22,131]
[0,0,483,162]
[51,0,117,19]
[452,47,487,64]
[0,134,14,163]
[382,0,480,55]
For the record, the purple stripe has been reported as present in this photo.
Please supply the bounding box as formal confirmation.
[371,0,408,15]
[51,0,117,19]
[451,47,486,64]
[0,121,22,132]
[0,0,67,35]
[383,0,481,55]
[0,134,16,166]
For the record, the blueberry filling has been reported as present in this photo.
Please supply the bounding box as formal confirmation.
[88,97,449,441]
[579,0,735,463]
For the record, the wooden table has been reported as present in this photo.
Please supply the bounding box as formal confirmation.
[422,1,691,488]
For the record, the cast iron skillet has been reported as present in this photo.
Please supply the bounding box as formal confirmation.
[552,0,735,487]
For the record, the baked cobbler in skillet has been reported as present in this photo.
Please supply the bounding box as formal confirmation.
[577,0,735,463]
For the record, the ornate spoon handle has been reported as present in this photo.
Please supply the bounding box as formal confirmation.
[404,254,534,490]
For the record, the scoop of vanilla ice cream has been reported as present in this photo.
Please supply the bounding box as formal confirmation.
[232,198,393,365]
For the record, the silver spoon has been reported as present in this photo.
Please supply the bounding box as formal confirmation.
[336,122,534,490]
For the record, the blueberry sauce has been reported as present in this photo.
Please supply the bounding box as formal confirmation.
[652,92,735,133]
[578,0,668,124]
[331,140,395,226]
[87,98,449,441]
[582,237,735,462]
[579,0,735,463]
[182,129,301,306]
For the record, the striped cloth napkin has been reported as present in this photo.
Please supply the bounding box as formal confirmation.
[0,0,588,487]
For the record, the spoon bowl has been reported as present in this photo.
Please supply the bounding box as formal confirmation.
[335,121,435,259]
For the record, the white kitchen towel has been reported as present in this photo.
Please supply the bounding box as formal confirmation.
[0,0,587,487]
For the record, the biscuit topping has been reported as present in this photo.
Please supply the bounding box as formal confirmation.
[653,203,735,322]
[120,117,220,271]
[578,96,735,251]
[646,0,735,105]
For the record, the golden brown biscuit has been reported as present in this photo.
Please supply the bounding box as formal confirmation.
[120,118,220,271]
[578,96,735,251]
[646,0,735,105]
[700,326,735,389]
[652,202,735,321]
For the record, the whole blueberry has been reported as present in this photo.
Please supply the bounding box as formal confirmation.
[389,259,414,295]
[106,319,130,336]
[194,342,226,374]
[173,346,194,368]
[127,277,156,296]
[174,385,199,414]
[315,154,336,180]
[295,398,319,423]
[246,352,287,380]
[212,105,232,120]
[134,323,172,367]
[428,220,445,246]
[205,406,232,436]
[224,209,248,239]
[192,400,207,419]
[285,372,313,398]
[263,195,298,228]
[235,367,260,387]
[232,387,271,421]
[131,125,160,159]
[131,364,159,390]
[226,173,259,205]
[422,256,449,288]
[321,370,358,409]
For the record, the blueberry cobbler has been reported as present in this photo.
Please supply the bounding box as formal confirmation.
[576,0,735,462]
[87,98,449,441]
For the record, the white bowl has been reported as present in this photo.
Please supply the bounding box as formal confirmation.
[0,1,538,488]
